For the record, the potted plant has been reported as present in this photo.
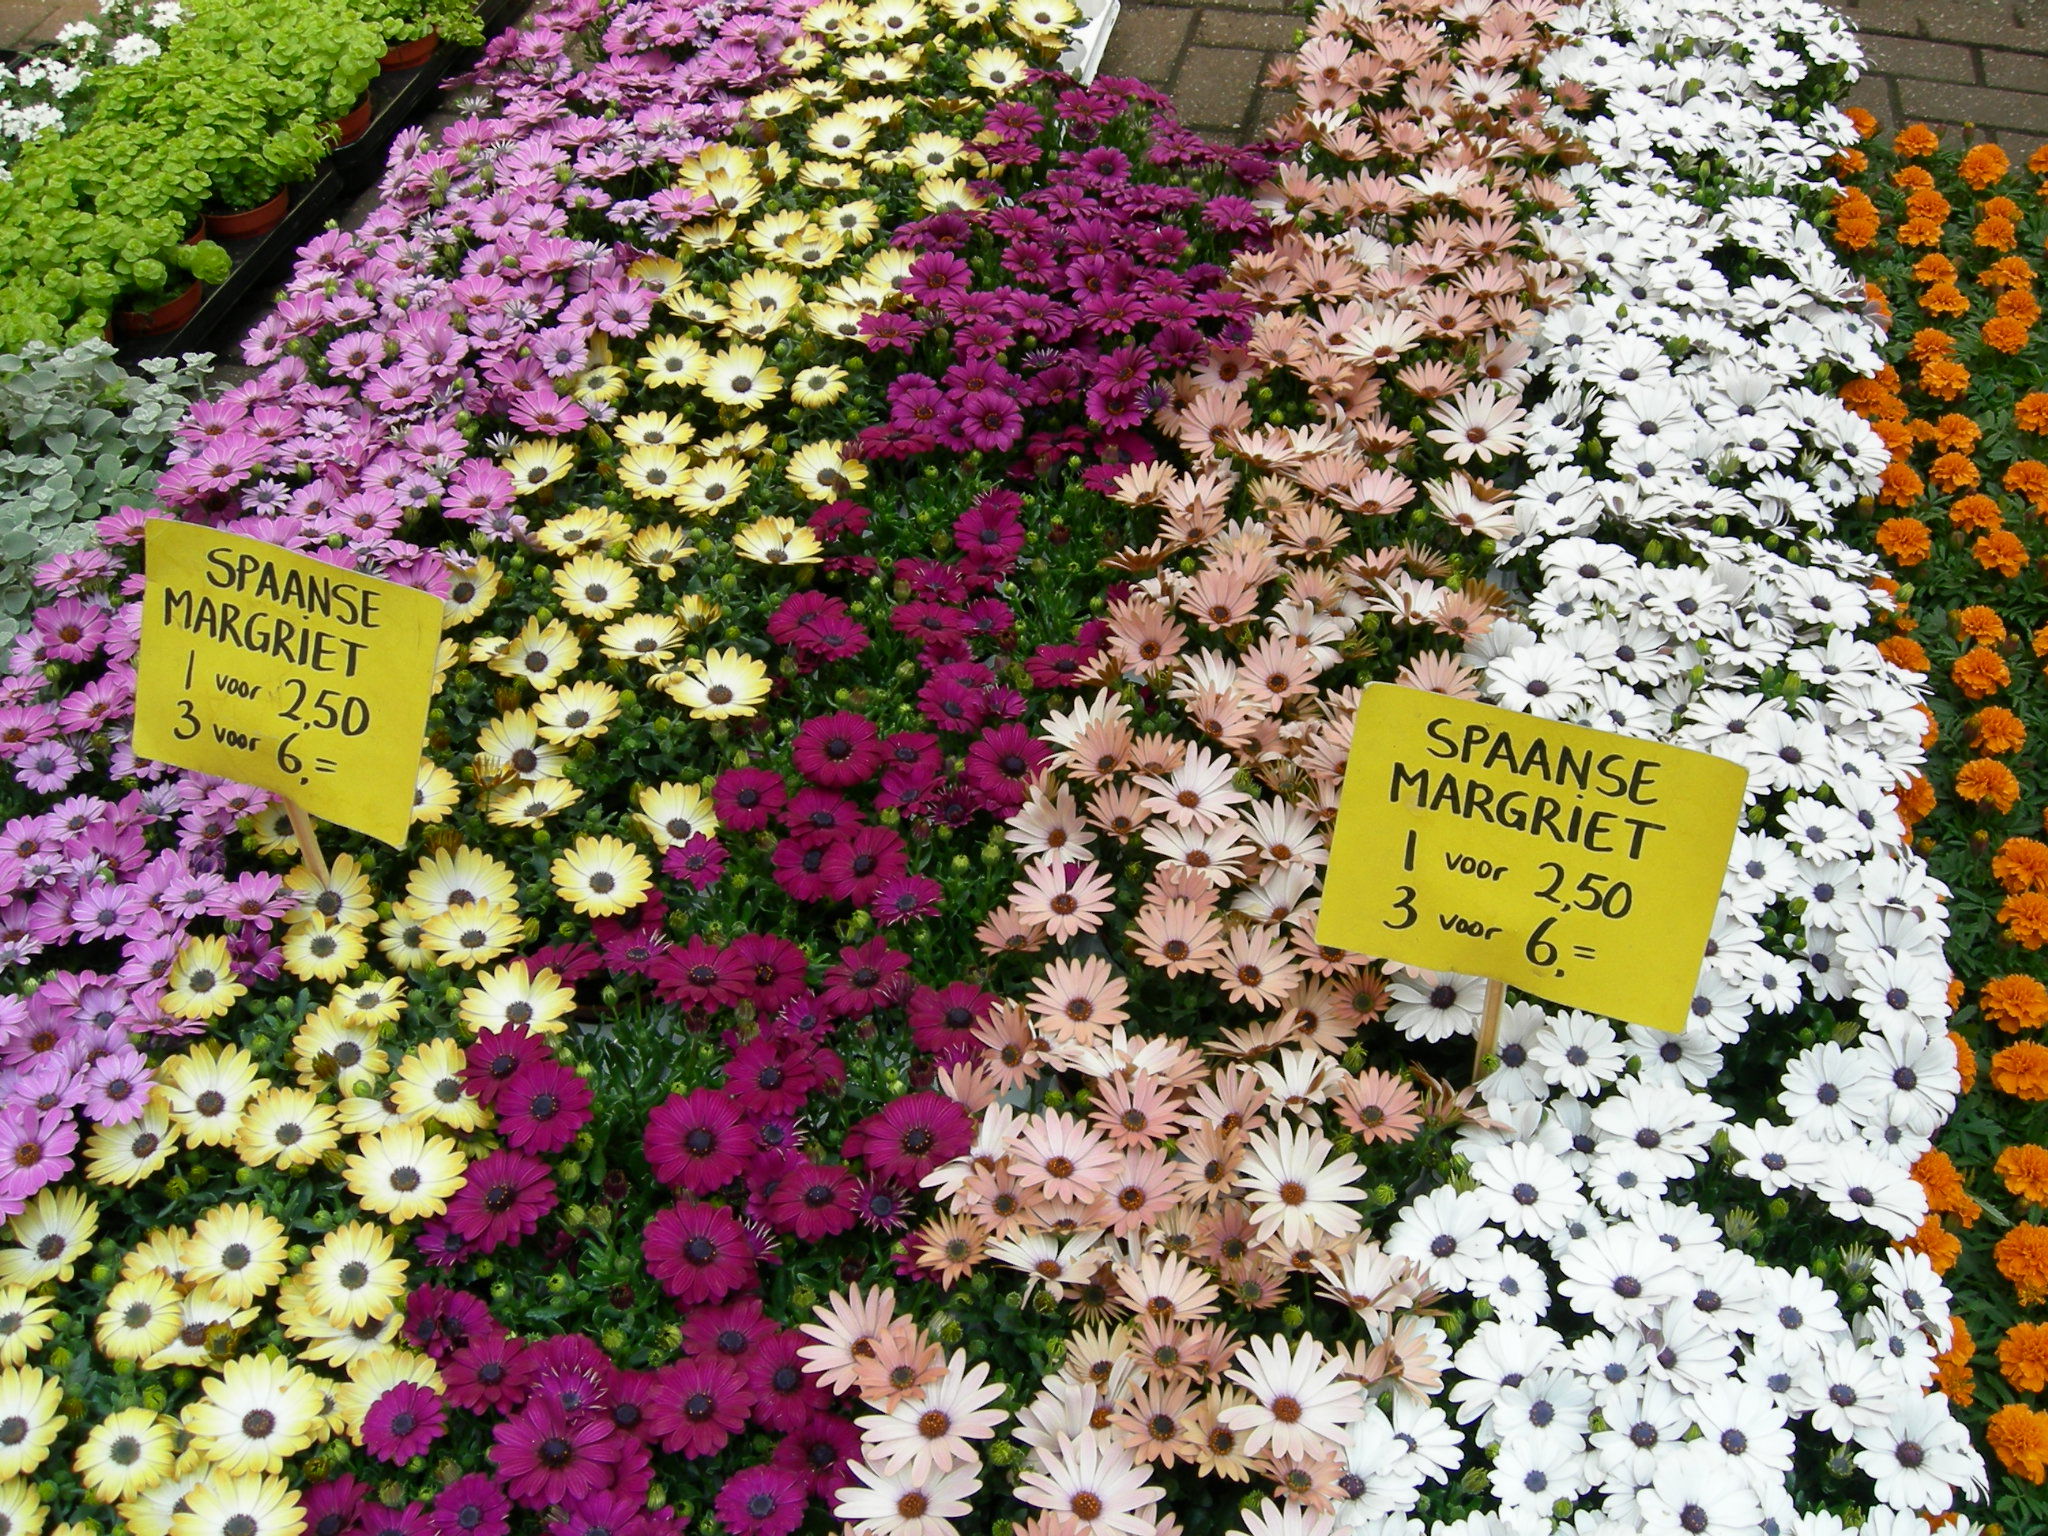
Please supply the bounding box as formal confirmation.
[357,0,482,71]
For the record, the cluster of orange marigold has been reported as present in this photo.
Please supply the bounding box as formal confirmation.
[1834,113,2048,1485]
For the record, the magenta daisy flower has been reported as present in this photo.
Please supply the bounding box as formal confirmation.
[772,1414,863,1500]
[643,1088,749,1195]
[715,1465,808,1536]
[871,875,945,927]
[843,1093,971,1184]
[724,1036,824,1118]
[852,1178,914,1234]
[641,1200,757,1306]
[663,835,727,891]
[907,983,995,1057]
[763,1160,858,1242]
[726,934,811,1015]
[680,1296,772,1363]
[463,1026,552,1107]
[819,826,908,905]
[819,938,911,1018]
[443,1333,534,1414]
[431,1474,509,1536]
[790,712,882,789]
[363,1382,446,1463]
[648,1355,754,1459]
[497,1062,592,1154]
[746,1331,830,1434]
[712,768,787,832]
[448,1149,556,1252]
[492,1402,621,1508]
[650,937,748,1014]
[403,1285,494,1358]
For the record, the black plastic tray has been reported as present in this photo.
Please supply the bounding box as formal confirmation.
[120,0,527,362]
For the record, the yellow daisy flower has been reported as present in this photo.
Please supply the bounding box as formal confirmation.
[377,908,434,972]
[535,506,630,556]
[291,1008,387,1094]
[799,161,864,191]
[667,648,772,720]
[146,1288,259,1370]
[554,554,641,619]
[917,176,985,213]
[734,515,825,565]
[75,1406,176,1504]
[345,1124,467,1223]
[0,1285,54,1367]
[726,269,802,331]
[779,34,825,66]
[0,1187,97,1286]
[699,423,768,457]
[574,364,629,406]
[616,411,695,449]
[123,1461,206,1536]
[0,1478,43,1536]
[677,455,753,516]
[458,962,578,1037]
[407,846,519,917]
[483,779,584,828]
[335,1091,407,1137]
[674,594,722,631]
[84,1102,178,1187]
[868,0,928,36]
[638,333,709,388]
[475,710,567,784]
[625,522,696,579]
[820,200,880,244]
[748,87,805,119]
[235,1087,340,1171]
[701,344,782,411]
[282,852,374,929]
[95,1272,184,1361]
[333,975,406,1028]
[181,1355,324,1476]
[276,1274,402,1369]
[0,1365,63,1479]
[551,835,654,917]
[534,680,620,744]
[162,1042,267,1147]
[618,443,692,503]
[180,1206,289,1310]
[412,760,461,824]
[662,284,728,325]
[600,613,686,666]
[808,110,874,158]
[441,556,501,625]
[804,302,869,343]
[393,1039,489,1132]
[420,902,524,970]
[162,934,245,1021]
[121,1226,191,1286]
[279,920,366,983]
[636,782,719,849]
[301,1223,408,1329]
[503,439,576,495]
[789,365,850,410]
[246,802,299,858]
[491,615,582,691]
[167,1469,304,1536]
[787,439,868,501]
[966,45,1027,91]
[845,50,914,84]
[938,0,997,20]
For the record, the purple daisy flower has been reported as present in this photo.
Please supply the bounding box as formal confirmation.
[363,1381,446,1463]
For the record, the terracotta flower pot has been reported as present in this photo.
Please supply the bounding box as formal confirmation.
[332,93,373,146]
[378,29,438,71]
[205,188,289,242]
[115,282,203,339]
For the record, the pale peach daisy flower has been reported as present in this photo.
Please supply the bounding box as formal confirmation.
[1236,1121,1367,1248]
[857,1351,1007,1478]
[1010,860,1118,940]
[1006,1112,1117,1203]
[798,1284,901,1394]
[1016,1431,1160,1536]
[1096,1147,1190,1237]
[1114,1251,1220,1326]
[1210,927,1302,1010]
[1026,957,1130,1042]
[1131,898,1225,977]
[852,1321,946,1410]
[1113,1376,1200,1467]
[835,1458,981,1536]
[1084,783,1152,841]
[1220,1335,1363,1459]
[1134,745,1248,830]
[1089,1074,1183,1149]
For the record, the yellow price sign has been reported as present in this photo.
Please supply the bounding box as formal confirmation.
[133,521,442,847]
[1316,686,1748,1033]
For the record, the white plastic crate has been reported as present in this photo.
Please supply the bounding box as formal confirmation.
[1060,0,1120,83]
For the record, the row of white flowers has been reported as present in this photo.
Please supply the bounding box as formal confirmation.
[1,0,186,176]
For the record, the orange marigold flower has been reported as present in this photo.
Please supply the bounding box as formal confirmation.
[1946,492,2003,531]
[1877,362,1903,390]
[1955,605,2009,643]
[1833,146,1870,177]
[1916,702,1939,748]
[1913,1148,1982,1226]
[1932,412,1983,452]
[1929,451,1981,490]
[1975,528,2029,576]
[1835,215,1879,251]
[1988,1403,2048,1484]
[1919,282,1970,317]
[1935,1314,1975,1406]
[1971,706,2028,753]
[1845,105,1879,139]
[1841,376,1901,419]
[1892,122,1941,155]
[1999,288,2042,325]
[1999,1144,2048,1201]
[1954,1029,1978,1092]
[2002,891,2048,949]
[1956,758,2022,814]
[2005,459,2048,510]
[1879,635,1932,673]
[2031,144,2048,174]
[1907,1210,1962,1273]
[1907,188,1953,222]
[1985,975,2048,1033]
[1878,462,1928,508]
[1986,194,2022,219]
[1976,214,2019,250]
[1984,316,2032,353]
[1907,418,1944,445]
[2001,1323,2048,1392]
[1962,142,2012,187]
[1907,326,1956,362]
[1995,837,2048,893]
[2019,396,2048,436]
[1900,219,1945,249]
[1894,163,1937,189]
[1920,357,1971,400]
[1996,1221,2048,1303]
[1897,772,1937,824]
[1951,646,2012,699]
[1980,254,2038,289]
[2037,623,2048,659]
[1914,252,1959,283]
[1874,516,1931,561]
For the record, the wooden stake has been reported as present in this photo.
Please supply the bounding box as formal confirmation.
[282,797,331,886]
[1472,975,1505,1078]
